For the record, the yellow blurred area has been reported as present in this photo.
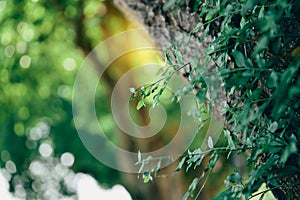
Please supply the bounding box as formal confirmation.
[96,1,164,80]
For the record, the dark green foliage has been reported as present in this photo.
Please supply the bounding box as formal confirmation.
[136,0,300,199]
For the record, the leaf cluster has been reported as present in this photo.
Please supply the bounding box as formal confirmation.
[137,0,300,199]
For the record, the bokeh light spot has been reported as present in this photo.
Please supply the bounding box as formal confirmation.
[63,58,76,71]
[57,85,71,98]
[5,160,16,174]
[1,150,11,162]
[19,55,31,68]
[38,85,51,99]
[29,161,45,176]
[18,106,30,120]
[14,122,25,136]
[4,45,15,57]
[39,143,53,157]
[16,41,27,54]
[60,152,75,167]
[1,31,12,45]
[64,6,77,18]
[29,127,42,141]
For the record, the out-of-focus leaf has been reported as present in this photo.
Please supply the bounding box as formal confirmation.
[175,157,186,172]
[232,50,246,68]
[208,136,214,149]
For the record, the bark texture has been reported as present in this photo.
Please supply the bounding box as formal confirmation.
[113,0,211,66]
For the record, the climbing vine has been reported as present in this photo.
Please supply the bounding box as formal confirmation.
[132,0,300,199]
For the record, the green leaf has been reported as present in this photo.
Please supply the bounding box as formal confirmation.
[143,155,153,163]
[138,162,144,175]
[182,192,190,200]
[267,71,278,88]
[280,135,298,163]
[240,17,246,28]
[174,48,183,64]
[143,170,154,183]
[228,172,242,183]
[207,153,219,168]
[129,87,135,93]
[289,85,300,99]
[138,150,141,162]
[192,22,203,33]
[156,159,162,174]
[175,157,186,172]
[200,24,210,42]
[143,176,150,183]
[224,130,236,150]
[254,36,269,55]
[232,50,246,68]
[194,155,204,169]
[268,122,278,133]
[205,13,213,21]
[137,100,145,110]
[189,177,200,191]
[163,0,176,11]
[242,70,254,77]
[208,136,214,149]
[258,5,265,18]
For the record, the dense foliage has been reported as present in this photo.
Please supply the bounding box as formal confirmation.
[135,0,300,199]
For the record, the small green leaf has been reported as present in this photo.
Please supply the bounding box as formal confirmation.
[240,17,246,28]
[189,178,200,191]
[129,87,135,93]
[207,153,219,168]
[267,71,278,88]
[174,48,183,64]
[175,157,186,172]
[232,50,246,68]
[268,122,278,133]
[192,22,203,33]
[280,139,298,164]
[143,155,153,163]
[143,170,153,183]
[194,155,204,169]
[182,192,191,200]
[208,136,214,149]
[258,5,265,18]
[242,70,254,77]
[156,159,162,174]
[224,130,236,150]
[137,100,145,110]
[163,0,176,11]
[143,175,150,183]
[138,150,141,162]
[205,13,213,21]
[138,162,144,176]
[228,172,242,183]
[254,36,269,55]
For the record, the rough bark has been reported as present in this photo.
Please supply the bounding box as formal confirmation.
[113,0,211,67]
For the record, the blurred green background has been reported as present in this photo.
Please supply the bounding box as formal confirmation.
[0,0,130,198]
